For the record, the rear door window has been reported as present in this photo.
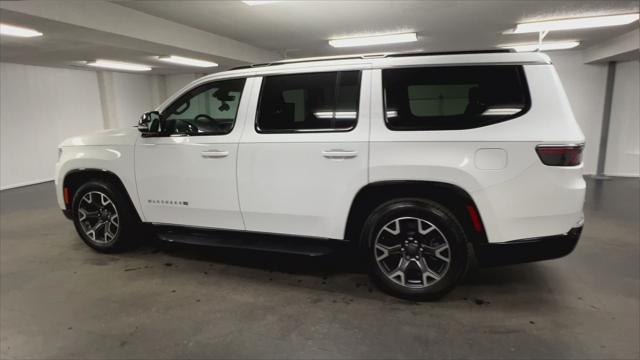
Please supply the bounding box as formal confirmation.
[383,66,530,130]
[256,71,361,133]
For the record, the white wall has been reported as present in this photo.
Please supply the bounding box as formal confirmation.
[548,51,640,177]
[547,51,609,175]
[107,72,201,128]
[111,72,158,128]
[606,60,640,177]
[165,73,203,98]
[0,63,104,189]
[0,63,202,189]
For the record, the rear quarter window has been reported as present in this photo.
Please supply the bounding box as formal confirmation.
[383,65,530,130]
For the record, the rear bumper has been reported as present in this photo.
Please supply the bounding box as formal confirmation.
[474,226,582,266]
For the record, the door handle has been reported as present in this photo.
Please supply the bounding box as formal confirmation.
[201,150,229,158]
[321,149,358,159]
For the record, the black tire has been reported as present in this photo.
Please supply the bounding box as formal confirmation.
[361,198,468,301]
[71,180,139,253]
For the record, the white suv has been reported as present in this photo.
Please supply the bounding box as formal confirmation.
[55,51,586,300]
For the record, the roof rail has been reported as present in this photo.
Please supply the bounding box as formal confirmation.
[230,53,387,70]
[387,49,513,58]
[229,49,513,71]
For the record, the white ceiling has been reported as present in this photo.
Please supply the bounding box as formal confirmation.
[0,0,638,74]
[115,0,640,57]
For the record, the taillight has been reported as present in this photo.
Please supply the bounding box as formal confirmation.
[536,144,584,166]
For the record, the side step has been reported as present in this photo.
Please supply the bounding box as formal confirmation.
[154,225,339,257]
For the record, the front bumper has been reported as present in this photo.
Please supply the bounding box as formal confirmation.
[474,226,583,266]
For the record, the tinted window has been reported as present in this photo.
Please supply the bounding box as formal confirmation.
[257,71,360,133]
[157,78,246,135]
[383,66,529,130]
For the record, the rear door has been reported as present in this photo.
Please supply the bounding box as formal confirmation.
[237,69,371,239]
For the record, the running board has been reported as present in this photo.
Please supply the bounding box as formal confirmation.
[154,225,338,257]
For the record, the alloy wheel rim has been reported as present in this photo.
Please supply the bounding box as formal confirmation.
[77,191,120,244]
[374,217,451,288]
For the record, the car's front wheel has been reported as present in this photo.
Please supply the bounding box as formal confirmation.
[72,180,139,252]
[362,198,468,300]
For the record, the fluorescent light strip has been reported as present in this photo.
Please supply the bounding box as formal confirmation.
[329,33,417,48]
[242,1,280,5]
[86,60,152,72]
[158,55,218,68]
[500,41,580,52]
[313,111,357,119]
[314,111,334,119]
[335,111,357,119]
[482,108,523,116]
[0,23,42,37]
[514,13,639,33]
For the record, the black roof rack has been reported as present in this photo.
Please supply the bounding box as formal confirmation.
[229,49,513,71]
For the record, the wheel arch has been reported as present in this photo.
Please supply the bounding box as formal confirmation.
[344,181,488,245]
[62,169,141,222]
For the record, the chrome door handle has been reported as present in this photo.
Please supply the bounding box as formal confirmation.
[321,149,358,159]
[201,150,229,158]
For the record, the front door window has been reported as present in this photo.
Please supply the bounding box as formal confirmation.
[155,78,246,136]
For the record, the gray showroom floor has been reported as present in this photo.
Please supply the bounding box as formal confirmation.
[1,178,638,359]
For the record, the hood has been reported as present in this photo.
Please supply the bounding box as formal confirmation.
[59,127,139,147]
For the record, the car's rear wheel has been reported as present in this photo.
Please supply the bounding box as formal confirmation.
[362,198,468,300]
[72,180,139,252]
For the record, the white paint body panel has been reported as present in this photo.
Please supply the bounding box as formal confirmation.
[55,127,143,217]
[132,78,256,229]
[237,73,371,239]
[55,52,585,244]
[474,149,507,170]
[368,65,585,243]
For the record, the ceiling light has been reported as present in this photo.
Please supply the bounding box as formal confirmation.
[0,23,43,37]
[242,1,280,5]
[85,60,152,71]
[157,55,218,68]
[499,41,580,52]
[513,13,639,33]
[329,33,418,48]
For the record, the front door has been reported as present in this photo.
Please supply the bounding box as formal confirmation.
[135,78,249,230]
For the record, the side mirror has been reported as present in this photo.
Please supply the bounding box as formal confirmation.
[138,111,160,133]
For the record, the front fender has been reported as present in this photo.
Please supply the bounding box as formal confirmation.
[55,145,144,220]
